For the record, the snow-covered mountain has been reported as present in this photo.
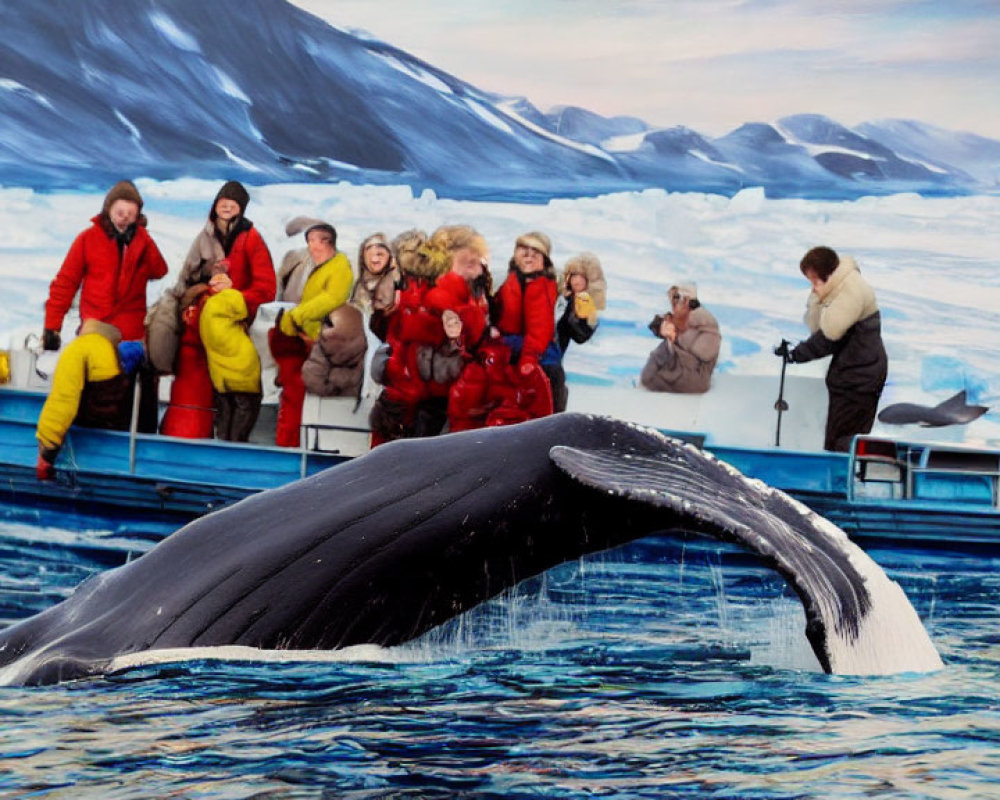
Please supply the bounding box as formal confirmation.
[0,0,997,200]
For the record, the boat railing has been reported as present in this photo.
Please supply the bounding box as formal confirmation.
[298,421,371,478]
[907,447,999,507]
[128,377,142,475]
[849,435,1000,508]
[848,437,907,501]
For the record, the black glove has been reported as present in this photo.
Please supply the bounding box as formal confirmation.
[773,340,793,362]
[42,329,61,351]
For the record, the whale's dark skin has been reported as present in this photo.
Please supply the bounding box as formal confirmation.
[879,390,989,427]
[0,414,903,685]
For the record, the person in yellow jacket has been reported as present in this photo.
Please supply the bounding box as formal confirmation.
[199,281,262,442]
[268,221,353,447]
[36,319,143,480]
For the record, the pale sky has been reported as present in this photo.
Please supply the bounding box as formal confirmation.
[291,0,1000,139]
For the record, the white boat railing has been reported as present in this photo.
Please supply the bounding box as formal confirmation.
[128,378,141,475]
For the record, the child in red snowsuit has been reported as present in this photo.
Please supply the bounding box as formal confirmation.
[455,231,558,428]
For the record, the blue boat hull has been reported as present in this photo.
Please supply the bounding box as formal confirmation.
[0,388,349,519]
[2,387,997,544]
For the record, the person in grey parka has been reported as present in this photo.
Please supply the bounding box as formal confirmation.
[640,282,721,394]
[777,246,887,452]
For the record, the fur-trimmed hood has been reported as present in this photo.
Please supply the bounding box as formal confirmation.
[352,232,401,312]
[78,318,123,345]
[561,252,607,310]
[805,255,879,342]
[392,229,451,281]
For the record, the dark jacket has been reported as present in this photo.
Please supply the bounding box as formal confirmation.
[792,311,888,394]
[556,300,596,354]
[790,256,887,395]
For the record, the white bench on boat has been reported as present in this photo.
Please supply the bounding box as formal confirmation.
[566,373,829,451]
[300,393,373,457]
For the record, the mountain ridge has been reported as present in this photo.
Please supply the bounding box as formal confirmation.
[0,0,997,200]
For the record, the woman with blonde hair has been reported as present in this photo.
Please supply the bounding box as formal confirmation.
[370,225,489,445]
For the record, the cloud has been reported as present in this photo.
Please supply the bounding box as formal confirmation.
[290,0,1000,138]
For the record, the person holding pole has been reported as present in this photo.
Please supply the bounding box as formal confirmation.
[775,246,887,452]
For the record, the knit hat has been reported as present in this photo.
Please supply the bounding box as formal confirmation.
[515,231,552,260]
[305,222,337,247]
[101,180,143,216]
[669,282,698,301]
[213,180,250,215]
[117,341,145,376]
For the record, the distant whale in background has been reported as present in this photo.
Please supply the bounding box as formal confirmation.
[0,414,942,686]
[878,390,989,427]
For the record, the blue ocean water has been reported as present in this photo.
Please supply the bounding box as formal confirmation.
[0,503,998,799]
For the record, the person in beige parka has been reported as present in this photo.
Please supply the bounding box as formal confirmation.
[780,246,888,452]
[640,282,721,394]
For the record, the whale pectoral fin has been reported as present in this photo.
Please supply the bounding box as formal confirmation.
[549,442,873,674]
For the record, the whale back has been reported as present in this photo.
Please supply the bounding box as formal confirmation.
[0,414,942,684]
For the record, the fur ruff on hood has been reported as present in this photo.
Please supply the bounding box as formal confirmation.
[78,318,123,345]
[805,255,879,342]
[392,229,450,281]
[561,252,607,310]
[284,216,326,238]
[98,180,148,236]
[352,233,401,313]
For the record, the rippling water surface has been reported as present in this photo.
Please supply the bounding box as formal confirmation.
[0,503,998,799]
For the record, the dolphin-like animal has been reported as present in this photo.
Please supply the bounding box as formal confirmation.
[0,414,942,685]
[878,390,989,427]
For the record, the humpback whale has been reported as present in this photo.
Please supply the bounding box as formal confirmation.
[0,414,942,685]
[878,390,989,427]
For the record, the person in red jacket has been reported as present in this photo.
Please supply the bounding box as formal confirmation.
[491,231,559,414]
[44,180,168,348]
[159,181,276,439]
[368,227,485,446]
[43,180,168,432]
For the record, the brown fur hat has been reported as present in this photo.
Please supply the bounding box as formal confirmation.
[101,180,143,216]
[510,230,555,277]
[561,252,607,310]
[99,181,147,234]
[392,228,447,280]
[515,231,551,259]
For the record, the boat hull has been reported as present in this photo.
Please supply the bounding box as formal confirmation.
[2,384,997,544]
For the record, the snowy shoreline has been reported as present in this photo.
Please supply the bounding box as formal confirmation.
[1,180,997,442]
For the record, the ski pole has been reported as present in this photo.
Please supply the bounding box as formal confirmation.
[774,339,790,447]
